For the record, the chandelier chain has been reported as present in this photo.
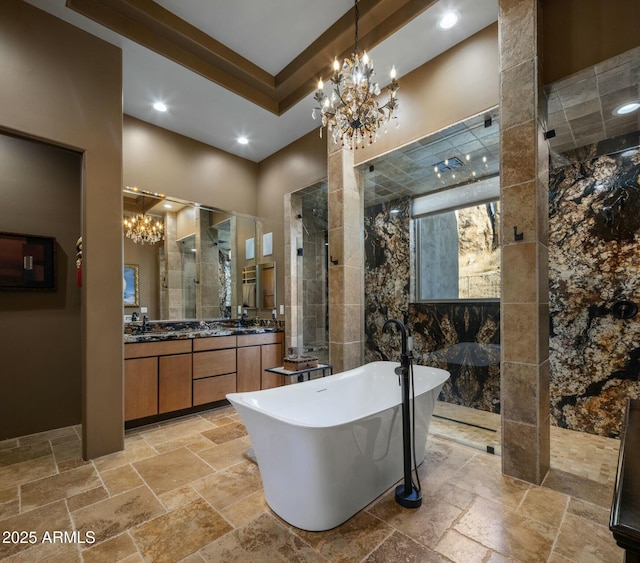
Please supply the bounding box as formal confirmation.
[354,0,359,55]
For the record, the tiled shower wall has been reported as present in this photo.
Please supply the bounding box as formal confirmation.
[303,228,328,363]
[364,198,501,413]
[549,135,640,437]
[366,136,640,434]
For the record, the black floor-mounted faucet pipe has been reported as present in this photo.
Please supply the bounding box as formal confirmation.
[383,319,422,509]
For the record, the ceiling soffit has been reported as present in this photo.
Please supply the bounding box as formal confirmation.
[67,0,438,115]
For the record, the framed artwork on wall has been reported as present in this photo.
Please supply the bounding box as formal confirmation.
[0,231,56,291]
[123,264,139,307]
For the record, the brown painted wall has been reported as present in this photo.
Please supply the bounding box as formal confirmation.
[355,22,500,165]
[123,116,259,217]
[0,2,123,457]
[0,134,82,439]
[257,130,329,314]
[542,0,640,84]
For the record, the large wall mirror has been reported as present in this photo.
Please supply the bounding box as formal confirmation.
[123,188,274,321]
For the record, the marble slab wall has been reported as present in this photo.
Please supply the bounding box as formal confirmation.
[409,301,501,413]
[549,135,640,437]
[364,197,501,413]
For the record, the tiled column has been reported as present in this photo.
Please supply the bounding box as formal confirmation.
[284,192,303,353]
[499,0,550,484]
[328,145,364,372]
[164,212,183,319]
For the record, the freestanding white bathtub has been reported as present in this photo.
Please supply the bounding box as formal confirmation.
[226,360,449,531]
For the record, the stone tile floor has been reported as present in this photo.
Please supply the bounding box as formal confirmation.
[0,403,623,562]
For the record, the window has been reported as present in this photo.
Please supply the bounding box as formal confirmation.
[414,177,500,301]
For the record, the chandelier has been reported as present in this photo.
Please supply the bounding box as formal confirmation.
[123,196,164,245]
[313,0,399,150]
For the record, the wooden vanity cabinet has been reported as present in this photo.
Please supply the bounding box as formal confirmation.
[125,357,158,420]
[124,331,284,422]
[237,346,261,392]
[237,332,284,390]
[124,340,191,421]
[192,336,237,405]
[158,354,192,413]
[261,342,283,389]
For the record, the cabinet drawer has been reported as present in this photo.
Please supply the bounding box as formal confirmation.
[237,332,283,347]
[125,340,191,359]
[193,374,236,405]
[193,335,237,352]
[193,349,236,379]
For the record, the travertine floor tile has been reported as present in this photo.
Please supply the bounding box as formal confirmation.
[18,426,76,446]
[133,447,213,495]
[51,439,88,473]
[0,404,624,563]
[566,497,611,527]
[0,500,71,559]
[0,455,57,489]
[219,489,268,528]
[100,464,144,496]
[0,441,52,467]
[196,438,253,470]
[552,512,623,562]
[435,529,492,563]
[364,529,449,562]
[20,463,101,512]
[81,532,138,563]
[130,498,232,563]
[193,460,261,510]
[66,486,109,512]
[92,440,157,473]
[452,451,531,509]
[516,486,569,528]
[73,486,165,546]
[2,540,81,562]
[159,484,201,511]
[201,422,247,444]
[367,486,462,548]
[292,510,393,563]
[199,513,325,563]
[542,468,612,508]
[455,496,557,562]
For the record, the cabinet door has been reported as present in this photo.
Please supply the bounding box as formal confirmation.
[237,346,261,392]
[261,343,283,389]
[125,357,158,421]
[159,354,192,414]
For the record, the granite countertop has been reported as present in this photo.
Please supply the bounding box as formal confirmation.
[124,319,283,343]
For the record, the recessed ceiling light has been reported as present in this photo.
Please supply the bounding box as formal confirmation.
[438,11,459,30]
[152,101,167,112]
[613,101,640,115]
[163,203,173,209]
[237,136,249,145]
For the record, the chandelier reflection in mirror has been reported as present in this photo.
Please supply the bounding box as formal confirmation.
[313,0,399,150]
[123,196,164,245]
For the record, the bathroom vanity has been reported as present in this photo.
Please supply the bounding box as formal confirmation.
[124,323,283,424]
